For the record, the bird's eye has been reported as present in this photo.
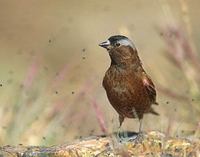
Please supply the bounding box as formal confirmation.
[115,42,120,47]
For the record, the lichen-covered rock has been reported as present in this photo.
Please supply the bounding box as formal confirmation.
[0,131,199,157]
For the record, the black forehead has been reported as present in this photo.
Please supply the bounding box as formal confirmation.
[108,35,128,43]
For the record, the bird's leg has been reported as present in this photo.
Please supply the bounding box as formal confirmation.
[117,115,124,139]
[133,108,143,133]
[119,115,124,128]
[138,118,143,133]
[134,118,145,143]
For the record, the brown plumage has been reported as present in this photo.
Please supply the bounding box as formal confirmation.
[99,35,158,132]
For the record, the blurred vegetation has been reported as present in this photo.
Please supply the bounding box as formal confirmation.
[0,0,199,146]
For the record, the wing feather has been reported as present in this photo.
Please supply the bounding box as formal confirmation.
[142,73,158,105]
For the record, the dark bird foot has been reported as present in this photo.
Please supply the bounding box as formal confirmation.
[133,131,146,143]
[115,131,138,143]
[115,131,146,143]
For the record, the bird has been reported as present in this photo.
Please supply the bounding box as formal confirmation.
[99,35,159,133]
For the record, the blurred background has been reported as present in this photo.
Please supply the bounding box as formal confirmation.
[0,0,200,146]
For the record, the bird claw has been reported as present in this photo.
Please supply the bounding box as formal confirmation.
[133,131,145,143]
[125,131,145,143]
[115,131,138,143]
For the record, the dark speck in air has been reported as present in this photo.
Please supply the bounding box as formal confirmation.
[8,70,13,74]
[44,66,48,71]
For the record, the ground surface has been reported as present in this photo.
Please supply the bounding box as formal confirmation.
[1,131,200,157]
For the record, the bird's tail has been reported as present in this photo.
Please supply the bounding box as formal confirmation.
[149,107,159,116]
[153,102,159,105]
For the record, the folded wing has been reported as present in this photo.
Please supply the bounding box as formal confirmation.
[142,72,158,105]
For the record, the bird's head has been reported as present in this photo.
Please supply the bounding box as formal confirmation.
[99,35,139,66]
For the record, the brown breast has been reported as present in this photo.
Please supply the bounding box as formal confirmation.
[103,65,152,119]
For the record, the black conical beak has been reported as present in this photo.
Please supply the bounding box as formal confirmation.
[99,40,110,49]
